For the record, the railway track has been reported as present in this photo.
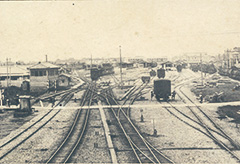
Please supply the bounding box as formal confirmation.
[103,87,174,163]
[162,77,240,162]
[32,84,85,105]
[46,82,95,163]
[0,87,79,161]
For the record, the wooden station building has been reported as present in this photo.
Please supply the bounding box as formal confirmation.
[28,62,60,93]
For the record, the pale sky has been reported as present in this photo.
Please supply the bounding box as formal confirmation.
[0,0,240,62]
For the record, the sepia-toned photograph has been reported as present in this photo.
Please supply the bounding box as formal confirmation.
[0,0,240,163]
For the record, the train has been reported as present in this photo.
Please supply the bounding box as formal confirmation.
[190,63,216,74]
[157,68,165,78]
[141,76,150,83]
[153,79,171,101]
[90,63,114,81]
[176,65,183,72]
[100,63,115,75]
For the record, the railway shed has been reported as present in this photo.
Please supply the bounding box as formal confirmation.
[58,73,72,89]
[0,66,29,88]
[159,61,174,70]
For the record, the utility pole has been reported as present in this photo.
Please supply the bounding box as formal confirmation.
[9,58,11,86]
[227,49,230,73]
[6,58,9,88]
[200,53,203,86]
[119,46,123,89]
[91,54,93,69]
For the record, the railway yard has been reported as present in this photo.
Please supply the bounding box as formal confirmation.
[1,67,240,163]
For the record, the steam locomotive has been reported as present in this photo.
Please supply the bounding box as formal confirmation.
[90,63,114,81]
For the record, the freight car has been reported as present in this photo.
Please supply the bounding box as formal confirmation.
[100,63,114,75]
[141,76,150,83]
[90,63,114,81]
[157,68,165,78]
[153,79,171,101]
[90,68,102,81]
[176,65,182,72]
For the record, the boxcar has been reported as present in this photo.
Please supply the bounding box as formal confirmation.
[176,65,182,72]
[141,76,150,83]
[90,68,102,81]
[157,68,165,78]
[153,79,171,101]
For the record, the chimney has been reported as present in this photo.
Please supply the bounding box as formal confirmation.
[45,55,48,62]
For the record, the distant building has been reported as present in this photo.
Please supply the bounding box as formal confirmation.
[58,73,72,89]
[0,66,29,88]
[217,47,240,69]
[159,61,173,70]
[128,57,144,63]
[147,57,168,63]
[28,62,60,93]
[176,54,213,66]
[121,62,134,68]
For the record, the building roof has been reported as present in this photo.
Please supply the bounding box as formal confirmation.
[59,73,71,78]
[159,61,173,65]
[28,62,60,70]
[0,66,29,77]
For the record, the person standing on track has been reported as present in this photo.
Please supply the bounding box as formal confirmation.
[172,90,176,100]
[151,90,154,101]
[199,94,203,103]
[51,97,55,107]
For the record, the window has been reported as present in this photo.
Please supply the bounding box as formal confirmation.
[31,70,35,76]
[49,70,54,76]
[0,77,6,80]
[55,70,58,75]
[62,79,65,83]
[43,71,46,76]
[11,77,18,80]
[39,71,43,76]
[35,71,39,76]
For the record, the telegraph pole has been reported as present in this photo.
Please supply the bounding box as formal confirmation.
[6,58,9,88]
[200,53,203,86]
[91,54,93,69]
[119,46,123,88]
[9,58,11,86]
[227,49,230,73]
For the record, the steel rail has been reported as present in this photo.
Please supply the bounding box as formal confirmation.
[178,85,240,149]
[176,83,240,161]
[105,91,174,163]
[0,88,76,160]
[64,83,94,163]
[106,86,174,163]
[104,96,148,164]
[0,87,78,149]
[46,83,93,164]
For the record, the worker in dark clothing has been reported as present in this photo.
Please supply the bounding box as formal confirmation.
[151,90,154,101]
[6,98,10,107]
[200,94,203,103]
[52,97,55,107]
[172,90,176,100]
